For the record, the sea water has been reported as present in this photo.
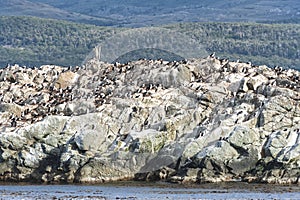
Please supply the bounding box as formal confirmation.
[0,182,299,199]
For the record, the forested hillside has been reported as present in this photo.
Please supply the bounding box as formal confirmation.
[168,23,300,70]
[0,16,299,70]
[0,0,115,26]
[0,16,117,67]
[25,0,300,26]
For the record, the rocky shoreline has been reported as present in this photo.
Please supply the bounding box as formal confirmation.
[0,57,299,184]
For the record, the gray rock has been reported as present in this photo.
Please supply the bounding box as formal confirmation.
[227,126,260,150]
[0,57,299,184]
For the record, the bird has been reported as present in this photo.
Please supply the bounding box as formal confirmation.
[209,52,216,58]
[11,118,17,127]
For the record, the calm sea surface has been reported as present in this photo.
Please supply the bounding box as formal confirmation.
[0,182,299,199]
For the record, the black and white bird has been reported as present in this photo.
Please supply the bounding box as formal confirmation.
[209,52,216,58]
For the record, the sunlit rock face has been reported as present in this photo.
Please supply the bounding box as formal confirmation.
[0,57,299,184]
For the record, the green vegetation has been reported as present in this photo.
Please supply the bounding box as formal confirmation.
[0,16,299,70]
[166,22,300,70]
[27,0,300,27]
[0,16,117,67]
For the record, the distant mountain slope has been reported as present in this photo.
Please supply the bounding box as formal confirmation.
[166,22,300,70]
[0,16,116,67]
[26,0,300,26]
[0,16,299,70]
[0,0,115,26]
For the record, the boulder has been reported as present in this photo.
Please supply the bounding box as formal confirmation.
[247,74,269,91]
[54,71,79,89]
[227,126,260,150]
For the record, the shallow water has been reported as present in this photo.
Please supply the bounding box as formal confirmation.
[0,182,299,199]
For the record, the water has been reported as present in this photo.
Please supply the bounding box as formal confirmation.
[0,182,299,199]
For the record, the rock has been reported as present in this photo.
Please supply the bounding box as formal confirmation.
[22,116,69,142]
[227,126,260,150]
[0,57,299,184]
[74,129,106,151]
[0,103,23,117]
[54,71,79,89]
[228,77,248,94]
[33,73,45,85]
[19,148,42,168]
[247,74,269,91]
[227,146,260,175]
[63,103,75,116]
[0,132,27,150]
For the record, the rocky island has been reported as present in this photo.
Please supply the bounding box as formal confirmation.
[0,56,299,184]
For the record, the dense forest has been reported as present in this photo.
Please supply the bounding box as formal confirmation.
[167,22,300,70]
[23,0,300,26]
[0,16,117,67]
[0,16,299,70]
